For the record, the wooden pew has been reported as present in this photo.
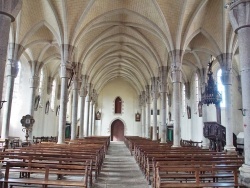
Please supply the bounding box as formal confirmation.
[155,166,246,188]
[0,162,90,188]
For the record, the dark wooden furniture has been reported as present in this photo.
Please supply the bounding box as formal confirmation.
[203,122,226,152]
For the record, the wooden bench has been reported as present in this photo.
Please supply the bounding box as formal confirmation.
[155,166,246,188]
[0,161,90,188]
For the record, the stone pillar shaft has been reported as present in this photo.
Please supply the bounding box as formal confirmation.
[172,77,181,147]
[57,76,68,144]
[79,76,87,138]
[218,54,235,152]
[141,104,146,137]
[57,64,72,144]
[151,77,158,140]
[145,85,151,138]
[229,1,250,185]
[159,66,168,143]
[169,50,182,147]
[238,27,250,164]
[70,78,78,140]
[92,103,96,135]
[79,95,85,138]
[89,101,93,136]
[84,95,91,137]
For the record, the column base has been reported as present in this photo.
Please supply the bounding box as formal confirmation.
[224,145,236,154]
[239,164,250,187]
[171,145,181,148]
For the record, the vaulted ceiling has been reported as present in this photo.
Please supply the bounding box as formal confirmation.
[11,0,238,94]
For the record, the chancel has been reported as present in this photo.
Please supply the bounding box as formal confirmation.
[0,0,250,187]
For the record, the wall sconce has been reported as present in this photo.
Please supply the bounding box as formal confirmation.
[238,108,247,116]
[0,101,7,109]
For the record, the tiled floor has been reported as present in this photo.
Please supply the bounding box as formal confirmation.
[92,141,150,188]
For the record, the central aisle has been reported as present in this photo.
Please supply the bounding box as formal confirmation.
[93,141,150,188]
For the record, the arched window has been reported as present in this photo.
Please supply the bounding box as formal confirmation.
[217,69,225,107]
[51,79,56,110]
[182,84,186,114]
[115,97,122,114]
[38,69,44,106]
[38,69,44,96]
[195,73,199,112]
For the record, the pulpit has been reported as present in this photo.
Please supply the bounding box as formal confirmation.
[203,122,226,152]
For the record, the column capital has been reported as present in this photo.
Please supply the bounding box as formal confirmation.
[168,50,183,71]
[168,50,183,83]
[229,0,250,33]
[60,63,73,78]
[0,0,22,22]
[91,89,98,103]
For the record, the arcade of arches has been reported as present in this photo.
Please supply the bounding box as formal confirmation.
[1,0,250,186]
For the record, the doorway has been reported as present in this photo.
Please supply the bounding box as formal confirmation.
[111,119,124,141]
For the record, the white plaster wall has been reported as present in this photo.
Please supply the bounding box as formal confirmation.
[9,61,31,140]
[95,78,141,137]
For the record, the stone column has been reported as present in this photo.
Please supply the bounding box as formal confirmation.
[145,85,151,138]
[70,72,79,141]
[89,100,93,136]
[1,59,18,139]
[84,83,92,137]
[141,91,146,137]
[91,90,98,136]
[57,64,72,144]
[229,1,250,184]
[169,50,182,147]
[138,95,143,137]
[79,75,87,138]
[151,77,159,140]
[92,103,96,135]
[0,0,22,103]
[57,44,75,144]
[217,53,236,152]
[159,66,168,143]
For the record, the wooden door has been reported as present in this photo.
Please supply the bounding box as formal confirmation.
[111,119,124,141]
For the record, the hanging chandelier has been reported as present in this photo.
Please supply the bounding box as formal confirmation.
[201,57,222,106]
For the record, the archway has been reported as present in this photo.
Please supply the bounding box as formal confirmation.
[111,119,124,141]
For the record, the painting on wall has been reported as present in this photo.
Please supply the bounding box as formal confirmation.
[135,112,141,122]
[198,101,202,117]
[45,101,50,114]
[187,105,191,119]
